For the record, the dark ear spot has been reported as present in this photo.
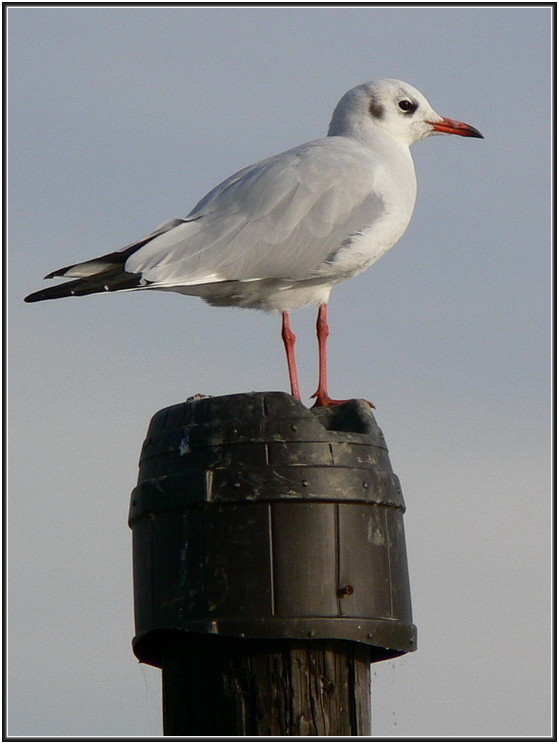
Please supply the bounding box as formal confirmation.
[369,95,384,120]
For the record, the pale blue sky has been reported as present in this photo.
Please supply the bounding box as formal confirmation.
[8,5,552,737]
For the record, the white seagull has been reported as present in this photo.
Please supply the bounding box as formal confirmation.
[25,78,482,406]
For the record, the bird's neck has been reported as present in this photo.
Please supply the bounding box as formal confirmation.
[329,123,412,156]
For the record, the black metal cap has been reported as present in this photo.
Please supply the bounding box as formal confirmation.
[129,392,416,665]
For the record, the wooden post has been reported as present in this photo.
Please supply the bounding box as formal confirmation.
[129,392,416,736]
[161,636,371,736]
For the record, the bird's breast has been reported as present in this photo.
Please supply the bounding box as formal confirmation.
[316,161,417,282]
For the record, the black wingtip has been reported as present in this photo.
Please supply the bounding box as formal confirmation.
[24,289,58,303]
[24,280,82,303]
[24,269,144,304]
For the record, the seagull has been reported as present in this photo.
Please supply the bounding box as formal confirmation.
[24,78,482,406]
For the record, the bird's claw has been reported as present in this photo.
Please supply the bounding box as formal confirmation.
[310,391,375,408]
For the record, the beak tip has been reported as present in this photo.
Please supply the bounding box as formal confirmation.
[466,126,484,139]
[430,118,484,139]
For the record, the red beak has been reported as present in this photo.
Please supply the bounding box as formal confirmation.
[430,117,484,138]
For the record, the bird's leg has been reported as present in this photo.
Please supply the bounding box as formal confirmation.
[311,303,372,408]
[311,303,343,407]
[281,311,302,400]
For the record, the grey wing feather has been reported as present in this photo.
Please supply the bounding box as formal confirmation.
[125,138,385,286]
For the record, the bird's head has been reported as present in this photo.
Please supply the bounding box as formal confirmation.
[328,78,483,146]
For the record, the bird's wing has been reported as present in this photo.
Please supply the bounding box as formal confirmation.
[125,137,386,286]
[40,218,185,280]
[23,218,186,302]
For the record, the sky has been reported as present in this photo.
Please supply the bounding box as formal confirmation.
[7,5,552,738]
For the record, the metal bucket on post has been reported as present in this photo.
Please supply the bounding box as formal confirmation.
[129,391,416,667]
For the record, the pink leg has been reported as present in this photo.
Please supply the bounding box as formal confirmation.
[311,303,373,408]
[311,303,341,406]
[281,311,302,400]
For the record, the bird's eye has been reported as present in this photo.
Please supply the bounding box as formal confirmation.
[398,99,416,113]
